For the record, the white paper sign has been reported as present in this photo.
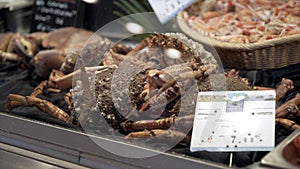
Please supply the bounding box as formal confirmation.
[190,90,276,152]
[148,0,195,24]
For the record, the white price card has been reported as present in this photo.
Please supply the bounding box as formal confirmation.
[190,90,276,152]
[148,0,195,24]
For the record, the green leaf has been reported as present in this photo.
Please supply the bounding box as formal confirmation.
[129,0,148,13]
[113,1,131,14]
[119,0,140,13]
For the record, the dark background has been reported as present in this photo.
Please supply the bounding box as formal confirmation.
[0,0,124,33]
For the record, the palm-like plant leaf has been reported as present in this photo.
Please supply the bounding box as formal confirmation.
[113,0,163,31]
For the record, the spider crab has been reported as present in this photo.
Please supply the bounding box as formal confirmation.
[0,27,108,79]
[6,32,300,145]
[0,32,38,64]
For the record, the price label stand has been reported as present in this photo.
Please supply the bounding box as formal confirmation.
[191,91,276,152]
[148,0,195,24]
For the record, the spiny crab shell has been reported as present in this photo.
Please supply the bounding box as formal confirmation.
[72,33,251,135]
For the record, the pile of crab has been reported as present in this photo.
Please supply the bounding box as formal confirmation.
[4,27,300,147]
[184,0,300,43]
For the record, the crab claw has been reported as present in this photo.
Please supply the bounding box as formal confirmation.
[15,39,32,60]
[30,49,65,79]
[14,36,39,61]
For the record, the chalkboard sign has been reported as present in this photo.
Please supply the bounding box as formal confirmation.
[31,0,85,32]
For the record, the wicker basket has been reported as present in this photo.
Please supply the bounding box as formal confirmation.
[177,12,300,69]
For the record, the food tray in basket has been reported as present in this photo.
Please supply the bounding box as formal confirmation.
[177,6,300,69]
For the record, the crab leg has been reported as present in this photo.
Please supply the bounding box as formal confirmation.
[276,118,300,130]
[126,129,166,138]
[225,69,239,78]
[47,70,73,92]
[276,94,300,118]
[0,51,20,61]
[103,50,130,66]
[157,64,217,96]
[126,38,148,56]
[64,92,72,108]
[7,94,71,124]
[63,92,79,125]
[139,85,181,112]
[225,69,249,86]
[155,130,191,144]
[45,66,109,92]
[126,33,194,58]
[253,86,274,90]
[121,115,176,132]
[139,64,217,112]
[31,81,48,97]
[275,78,294,102]
[126,129,191,144]
[121,114,195,132]
[173,114,194,129]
